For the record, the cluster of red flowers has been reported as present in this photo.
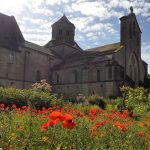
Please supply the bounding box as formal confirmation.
[41,111,76,131]
[0,103,148,145]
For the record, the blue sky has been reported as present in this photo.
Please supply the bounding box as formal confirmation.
[0,0,150,73]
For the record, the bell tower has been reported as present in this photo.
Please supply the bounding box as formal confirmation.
[120,7,142,85]
[120,6,141,57]
[51,14,75,46]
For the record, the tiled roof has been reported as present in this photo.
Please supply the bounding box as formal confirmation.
[52,14,75,27]
[24,41,54,56]
[86,42,121,52]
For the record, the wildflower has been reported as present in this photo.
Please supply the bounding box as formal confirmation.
[119,114,125,120]
[108,114,113,120]
[90,132,96,138]
[5,107,9,111]
[40,123,49,132]
[18,126,24,131]
[49,111,62,120]
[11,104,17,109]
[47,120,56,127]
[0,104,4,108]
[79,113,84,118]
[56,145,61,150]
[42,136,49,142]
[99,109,104,113]
[88,109,97,116]
[138,132,144,138]
[62,114,75,129]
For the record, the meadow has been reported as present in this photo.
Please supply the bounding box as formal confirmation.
[0,81,150,150]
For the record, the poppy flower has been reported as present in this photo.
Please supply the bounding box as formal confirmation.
[0,104,4,107]
[47,120,56,127]
[62,114,75,129]
[90,132,96,138]
[49,111,62,120]
[138,132,144,138]
[88,109,97,116]
[40,122,49,132]
[18,126,24,131]
[12,104,17,109]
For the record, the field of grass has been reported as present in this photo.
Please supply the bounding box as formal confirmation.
[0,103,150,150]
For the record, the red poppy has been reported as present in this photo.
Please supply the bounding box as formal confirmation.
[49,111,62,120]
[79,113,84,118]
[108,114,113,120]
[40,122,49,132]
[18,126,24,131]
[47,120,56,127]
[62,114,75,129]
[12,104,17,109]
[138,132,144,138]
[0,104,4,107]
[88,109,97,116]
[90,132,96,138]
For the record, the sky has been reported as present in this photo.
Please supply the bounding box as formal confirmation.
[0,0,150,73]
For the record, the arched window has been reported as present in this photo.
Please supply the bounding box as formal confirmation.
[129,65,132,79]
[36,70,41,82]
[134,68,137,82]
[97,70,100,82]
[72,70,77,83]
[56,73,59,84]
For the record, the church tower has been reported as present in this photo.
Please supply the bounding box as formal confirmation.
[47,15,75,46]
[120,7,142,85]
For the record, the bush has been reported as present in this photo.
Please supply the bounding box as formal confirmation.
[113,86,150,116]
[0,87,61,109]
[32,79,52,93]
[87,95,106,109]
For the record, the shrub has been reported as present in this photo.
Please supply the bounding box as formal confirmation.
[32,79,52,93]
[114,86,150,116]
[87,95,106,109]
[0,87,61,109]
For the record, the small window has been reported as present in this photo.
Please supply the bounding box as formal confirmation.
[108,67,112,79]
[36,70,41,82]
[9,53,14,63]
[59,29,62,35]
[129,23,132,39]
[97,70,100,82]
[72,70,77,83]
[66,30,70,36]
[133,22,136,36]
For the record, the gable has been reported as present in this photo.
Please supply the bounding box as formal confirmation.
[0,13,24,50]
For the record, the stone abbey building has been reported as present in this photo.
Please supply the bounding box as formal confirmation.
[0,8,149,98]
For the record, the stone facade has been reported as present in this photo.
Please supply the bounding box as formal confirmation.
[0,9,149,98]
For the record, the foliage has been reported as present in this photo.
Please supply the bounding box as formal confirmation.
[113,86,150,117]
[32,79,52,93]
[0,87,61,109]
